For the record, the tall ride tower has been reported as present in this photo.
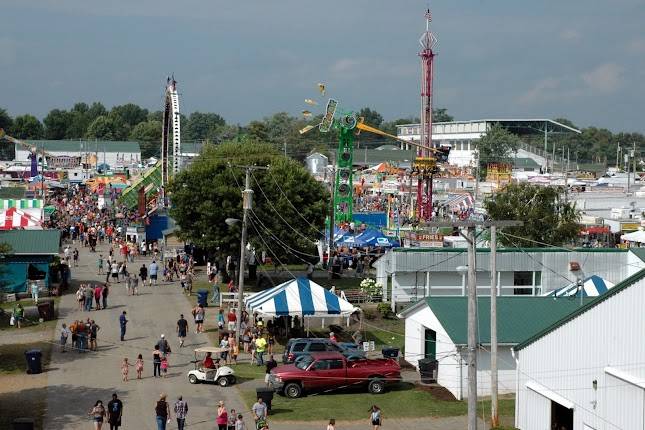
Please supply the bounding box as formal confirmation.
[415,8,438,221]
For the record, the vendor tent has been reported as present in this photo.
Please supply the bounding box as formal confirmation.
[0,207,42,230]
[621,229,645,244]
[245,277,356,317]
[544,275,615,298]
[355,228,399,247]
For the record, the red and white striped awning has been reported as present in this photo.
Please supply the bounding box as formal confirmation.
[0,207,42,230]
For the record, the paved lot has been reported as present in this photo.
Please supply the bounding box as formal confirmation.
[41,243,498,429]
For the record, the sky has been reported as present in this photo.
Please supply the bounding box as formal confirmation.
[1,0,644,132]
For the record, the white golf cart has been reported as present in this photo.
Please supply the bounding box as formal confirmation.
[187,346,236,387]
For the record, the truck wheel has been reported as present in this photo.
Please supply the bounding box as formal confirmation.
[284,382,302,398]
[368,379,385,394]
[188,374,198,384]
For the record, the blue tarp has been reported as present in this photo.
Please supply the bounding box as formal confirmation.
[353,212,387,228]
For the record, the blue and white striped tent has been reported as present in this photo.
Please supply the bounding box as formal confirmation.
[245,277,356,317]
[544,275,615,298]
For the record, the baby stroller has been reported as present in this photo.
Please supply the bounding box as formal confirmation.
[256,418,268,430]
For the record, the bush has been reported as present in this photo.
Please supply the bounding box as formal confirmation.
[362,308,377,320]
[376,302,394,319]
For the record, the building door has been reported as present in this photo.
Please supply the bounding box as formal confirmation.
[424,329,436,360]
[551,401,573,430]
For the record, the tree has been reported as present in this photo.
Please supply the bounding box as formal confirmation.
[10,115,44,139]
[358,107,384,128]
[484,183,580,247]
[475,123,521,179]
[168,141,328,262]
[85,115,125,140]
[129,120,162,158]
[432,108,453,123]
[247,121,269,142]
[185,112,226,142]
[0,108,13,132]
[43,109,72,139]
[111,103,149,128]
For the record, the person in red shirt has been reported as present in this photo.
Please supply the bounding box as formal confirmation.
[203,352,216,369]
[227,309,237,332]
[329,331,338,343]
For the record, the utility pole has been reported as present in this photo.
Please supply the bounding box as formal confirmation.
[627,150,631,194]
[232,165,268,343]
[328,164,336,278]
[634,142,638,189]
[422,220,522,430]
[490,225,499,427]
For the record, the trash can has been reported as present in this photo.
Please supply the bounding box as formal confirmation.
[382,347,400,359]
[197,290,208,307]
[12,418,34,430]
[25,349,42,374]
[256,387,274,412]
[418,358,438,384]
[37,300,54,321]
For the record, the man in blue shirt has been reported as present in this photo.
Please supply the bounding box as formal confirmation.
[119,311,128,341]
[148,260,159,286]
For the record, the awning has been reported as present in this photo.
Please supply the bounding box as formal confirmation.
[442,193,474,212]
[544,275,615,298]
[526,381,575,410]
[245,277,356,317]
[621,230,645,243]
[0,207,42,230]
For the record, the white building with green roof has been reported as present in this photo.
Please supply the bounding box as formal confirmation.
[15,140,141,170]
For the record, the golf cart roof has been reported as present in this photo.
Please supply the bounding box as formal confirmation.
[194,346,226,354]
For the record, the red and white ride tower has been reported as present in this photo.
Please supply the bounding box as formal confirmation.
[416,8,438,221]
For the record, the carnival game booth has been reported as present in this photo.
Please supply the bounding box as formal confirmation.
[245,277,357,332]
[0,199,43,230]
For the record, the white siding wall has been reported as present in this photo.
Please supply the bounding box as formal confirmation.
[15,149,141,169]
[404,306,518,399]
[521,387,552,430]
[516,276,645,430]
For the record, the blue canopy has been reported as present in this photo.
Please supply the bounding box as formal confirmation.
[356,228,398,247]
[544,275,615,298]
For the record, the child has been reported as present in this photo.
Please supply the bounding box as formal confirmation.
[235,414,246,430]
[227,409,236,430]
[327,418,336,430]
[121,357,131,382]
[135,353,144,379]
[160,355,169,378]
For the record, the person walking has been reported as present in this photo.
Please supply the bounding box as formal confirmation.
[76,285,85,311]
[235,413,246,430]
[160,355,169,378]
[255,334,267,366]
[111,261,119,283]
[85,285,94,311]
[369,405,382,430]
[102,284,109,309]
[89,320,100,351]
[119,311,128,341]
[139,263,148,285]
[227,409,237,430]
[149,260,158,286]
[60,323,70,353]
[88,400,106,430]
[216,400,228,430]
[107,393,123,430]
[192,304,205,334]
[97,255,104,275]
[154,393,171,430]
[227,308,237,332]
[121,358,131,382]
[153,345,163,378]
[173,396,188,430]
[251,397,267,426]
[265,355,277,387]
[176,314,188,348]
[135,354,144,379]
[158,334,171,356]
[327,418,336,430]
[94,284,103,310]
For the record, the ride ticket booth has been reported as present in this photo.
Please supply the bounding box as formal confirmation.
[126,226,146,245]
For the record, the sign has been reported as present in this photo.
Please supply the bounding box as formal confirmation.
[620,222,640,232]
[46,155,81,168]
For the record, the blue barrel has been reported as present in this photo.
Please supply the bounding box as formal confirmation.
[197,289,209,307]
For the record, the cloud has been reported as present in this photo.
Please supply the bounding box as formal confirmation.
[0,38,17,67]
[329,58,416,81]
[627,39,645,54]
[581,63,622,93]
[517,78,564,105]
[560,29,581,42]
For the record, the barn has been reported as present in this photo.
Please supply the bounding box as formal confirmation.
[514,269,645,430]
[397,296,584,400]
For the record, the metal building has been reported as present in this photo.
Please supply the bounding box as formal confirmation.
[514,269,645,430]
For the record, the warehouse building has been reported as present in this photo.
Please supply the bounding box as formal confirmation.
[14,140,141,170]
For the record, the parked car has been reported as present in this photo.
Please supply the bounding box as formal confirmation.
[270,352,401,398]
[282,338,364,364]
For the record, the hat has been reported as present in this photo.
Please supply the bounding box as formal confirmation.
[161,334,165,338]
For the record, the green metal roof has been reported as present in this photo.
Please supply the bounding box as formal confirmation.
[513,157,540,168]
[515,268,645,350]
[0,230,60,255]
[629,248,645,263]
[25,140,140,153]
[410,296,589,345]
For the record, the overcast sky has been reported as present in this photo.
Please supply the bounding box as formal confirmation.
[1,0,644,132]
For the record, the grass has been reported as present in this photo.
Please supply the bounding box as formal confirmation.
[239,384,515,421]
[0,297,61,332]
[0,341,53,375]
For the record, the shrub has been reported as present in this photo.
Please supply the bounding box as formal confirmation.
[376,302,394,319]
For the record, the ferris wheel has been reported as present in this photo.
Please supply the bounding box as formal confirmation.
[161,76,181,185]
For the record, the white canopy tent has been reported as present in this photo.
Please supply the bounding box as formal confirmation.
[621,229,645,244]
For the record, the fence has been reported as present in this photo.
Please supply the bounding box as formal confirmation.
[219,291,253,308]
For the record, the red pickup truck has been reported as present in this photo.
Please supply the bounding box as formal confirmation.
[269,352,401,398]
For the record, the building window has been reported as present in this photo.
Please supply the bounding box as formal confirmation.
[513,271,533,295]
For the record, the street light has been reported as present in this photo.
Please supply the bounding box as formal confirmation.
[225,218,240,227]
[456,265,468,297]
